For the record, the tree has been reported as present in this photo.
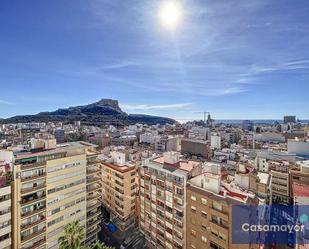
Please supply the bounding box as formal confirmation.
[58,220,84,249]
[59,221,114,249]
[90,241,114,249]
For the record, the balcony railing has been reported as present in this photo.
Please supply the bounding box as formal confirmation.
[21,195,46,206]
[21,161,46,170]
[21,173,46,183]
[21,216,46,231]
[21,227,46,243]
[21,206,46,218]
[23,237,46,249]
[174,213,183,223]
[21,183,46,195]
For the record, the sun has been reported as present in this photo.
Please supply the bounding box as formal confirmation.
[159,2,181,29]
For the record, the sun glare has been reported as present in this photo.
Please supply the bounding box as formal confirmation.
[159,2,181,29]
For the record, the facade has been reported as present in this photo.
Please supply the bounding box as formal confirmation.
[84,143,102,245]
[284,115,296,124]
[241,120,254,131]
[181,139,209,158]
[210,135,222,150]
[269,161,291,204]
[186,171,259,249]
[10,140,101,249]
[100,151,138,231]
[19,128,41,144]
[287,139,309,156]
[0,158,13,249]
[54,129,65,144]
[139,152,202,249]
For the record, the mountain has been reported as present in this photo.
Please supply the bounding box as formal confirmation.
[0,99,176,126]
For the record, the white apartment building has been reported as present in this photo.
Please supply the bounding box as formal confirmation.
[139,152,202,249]
[0,158,12,249]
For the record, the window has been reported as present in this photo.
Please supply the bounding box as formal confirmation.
[201,224,207,230]
[191,206,196,212]
[191,245,196,249]
[201,198,207,205]
[201,236,207,243]
[212,201,222,211]
[201,211,207,218]
[191,195,196,201]
[191,230,197,237]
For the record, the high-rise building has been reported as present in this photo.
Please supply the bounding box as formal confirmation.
[181,139,209,158]
[138,152,202,249]
[54,129,65,144]
[100,151,138,231]
[8,139,101,249]
[186,166,259,249]
[241,120,254,131]
[0,156,13,249]
[84,142,102,245]
[284,115,296,124]
[269,160,291,205]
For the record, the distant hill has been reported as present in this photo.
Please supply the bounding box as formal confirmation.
[0,99,176,126]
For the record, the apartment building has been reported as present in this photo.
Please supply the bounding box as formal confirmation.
[10,138,101,249]
[100,150,138,231]
[139,152,202,249]
[269,160,291,204]
[84,142,102,245]
[0,158,13,249]
[181,138,209,159]
[186,167,259,249]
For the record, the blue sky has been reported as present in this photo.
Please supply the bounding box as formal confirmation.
[1,0,309,121]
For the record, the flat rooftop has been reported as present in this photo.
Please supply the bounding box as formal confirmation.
[293,183,309,197]
[152,156,200,172]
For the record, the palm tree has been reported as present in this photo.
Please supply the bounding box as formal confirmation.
[59,221,114,249]
[91,241,114,249]
[58,220,84,249]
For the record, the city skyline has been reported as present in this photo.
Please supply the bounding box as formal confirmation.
[1,0,309,120]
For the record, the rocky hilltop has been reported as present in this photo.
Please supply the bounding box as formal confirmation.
[1,99,176,126]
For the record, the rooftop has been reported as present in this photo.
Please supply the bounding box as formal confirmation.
[152,156,200,172]
[292,183,309,197]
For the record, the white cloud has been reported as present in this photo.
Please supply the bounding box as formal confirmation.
[0,100,14,105]
[120,102,192,111]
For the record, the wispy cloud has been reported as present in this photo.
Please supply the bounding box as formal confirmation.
[120,103,192,111]
[0,100,14,105]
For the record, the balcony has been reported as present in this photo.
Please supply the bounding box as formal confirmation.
[87,218,101,229]
[21,183,46,195]
[87,168,101,175]
[210,207,229,221]
[174,225,183,235]
[21,162,46,170]
[22,206,46,218]
[21,227,46,243]
[210,219,229,231]
[87,194,99,202]
[156,223,165,232]
[174,181,184,187]
[87,209,101,220]
[174,192,184,199]
[157,195,165,202]
[87,177,100,185]
[23,237,46,249]
[21,194,46,206]
[21,216,46,231]
[21,173,46,183]
[173,203,183,211]
[87,202,101,211]
[174,214,183,223]
[156,233,165,243]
